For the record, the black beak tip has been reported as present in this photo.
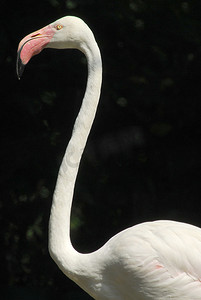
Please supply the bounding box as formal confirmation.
[16,49,26,80]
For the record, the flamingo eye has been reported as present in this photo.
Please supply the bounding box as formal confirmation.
[56,24,63,30]
[31,33,41,37]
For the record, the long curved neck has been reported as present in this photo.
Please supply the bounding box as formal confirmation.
[48,37,102,280]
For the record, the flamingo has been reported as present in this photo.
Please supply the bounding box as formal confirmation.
[17,16,201,299]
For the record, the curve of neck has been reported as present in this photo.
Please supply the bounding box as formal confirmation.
[48,38,102,280]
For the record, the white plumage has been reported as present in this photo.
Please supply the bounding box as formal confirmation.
[17,16,201,299]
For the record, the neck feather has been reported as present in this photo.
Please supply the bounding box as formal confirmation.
[48,37,102,281]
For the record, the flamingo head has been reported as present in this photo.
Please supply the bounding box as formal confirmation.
[16,16,93,79]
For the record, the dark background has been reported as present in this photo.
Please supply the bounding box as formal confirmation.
[1,0,201,299]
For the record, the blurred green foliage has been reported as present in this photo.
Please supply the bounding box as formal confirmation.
[1,0,201,298]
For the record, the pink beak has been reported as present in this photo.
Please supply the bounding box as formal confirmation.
[16,25,55,79]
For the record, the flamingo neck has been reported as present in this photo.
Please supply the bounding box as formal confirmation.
[48,38,102,281]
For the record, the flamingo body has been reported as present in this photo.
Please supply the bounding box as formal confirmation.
[90,220,201,299]
[65,220,201,299]
[17,16,201,299]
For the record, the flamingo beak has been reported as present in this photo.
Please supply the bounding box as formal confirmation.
[16,25,55,79]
